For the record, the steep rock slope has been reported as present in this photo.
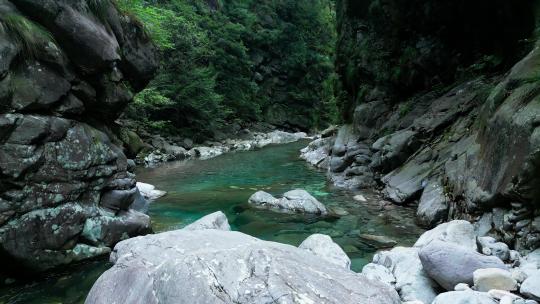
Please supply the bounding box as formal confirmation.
[0,0,157,275]
[304,0,540,251]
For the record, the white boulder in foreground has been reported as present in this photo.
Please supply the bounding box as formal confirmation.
[182,211,231,231]
[85,229,399,304]
[248,189,328,215]
[136,182,167,200]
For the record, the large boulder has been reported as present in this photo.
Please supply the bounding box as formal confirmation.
[473,268,517,292]
[248,190,328,215]
[419,240,507,290]
[373,247,438,303]
[86,229,400,304]
[0,0,157,273]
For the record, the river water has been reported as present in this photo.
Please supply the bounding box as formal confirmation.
[0,140,423,303]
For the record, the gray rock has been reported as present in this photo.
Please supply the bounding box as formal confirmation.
[86,229,400,304]
[299,234,351,269]
[361,263,396,286]
[300,137,332,168]
[419,240,507,290]
[477,237,510,261]
[520,270,540,301]
[183,211,231,231]
[416,181,449,227]
[359,234,398,248]
[414,220,477,250]
[248,190,328,215]
[432,290,497,304]
[373,247,438,303]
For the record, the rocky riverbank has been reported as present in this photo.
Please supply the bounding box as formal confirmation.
[133,128,309,166]
[300,43,540,253]
[86,213,540,304]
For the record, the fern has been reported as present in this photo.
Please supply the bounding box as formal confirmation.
[0,13,56,60]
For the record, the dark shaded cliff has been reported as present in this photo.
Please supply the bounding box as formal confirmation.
[0,0,158,275]
[317,0,540,250]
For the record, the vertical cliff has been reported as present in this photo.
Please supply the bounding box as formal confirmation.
[308,0,540,250]
[0,0,158,275]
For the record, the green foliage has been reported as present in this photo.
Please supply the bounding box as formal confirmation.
[0,13,56,59]
[122,0,337,139]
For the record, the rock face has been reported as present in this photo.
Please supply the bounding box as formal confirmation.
[0,0,157,274]
[419,240,507,290]
[248,190,328,215]
[301,0,540,252]
[86,229,400,304]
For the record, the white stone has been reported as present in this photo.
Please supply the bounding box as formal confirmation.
[299,234,351,269]
[414,220,476,249]
[361,263,396,286]
[455,283,471,291]
[473,268,517,292]
[136,182,166,200]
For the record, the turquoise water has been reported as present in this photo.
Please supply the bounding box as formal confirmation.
[0,141,423,303]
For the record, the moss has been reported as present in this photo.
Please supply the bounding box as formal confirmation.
[0,13,56,60]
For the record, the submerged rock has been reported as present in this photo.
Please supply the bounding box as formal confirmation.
[248,190,328,215]
[86,229,400,304]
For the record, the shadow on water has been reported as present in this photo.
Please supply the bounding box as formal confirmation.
[0,140,424,303]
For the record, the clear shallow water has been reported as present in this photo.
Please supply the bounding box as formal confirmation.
[0,141,424,303]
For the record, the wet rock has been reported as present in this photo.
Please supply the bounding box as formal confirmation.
[183,211,231,231]
[419,240,507,290]
[299,234,351,269]
[473,268,517,292]
[86,229,401,304]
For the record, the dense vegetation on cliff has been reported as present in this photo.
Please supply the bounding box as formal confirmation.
[117,0,337,140]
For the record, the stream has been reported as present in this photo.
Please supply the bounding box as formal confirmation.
[0,140,424,304]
